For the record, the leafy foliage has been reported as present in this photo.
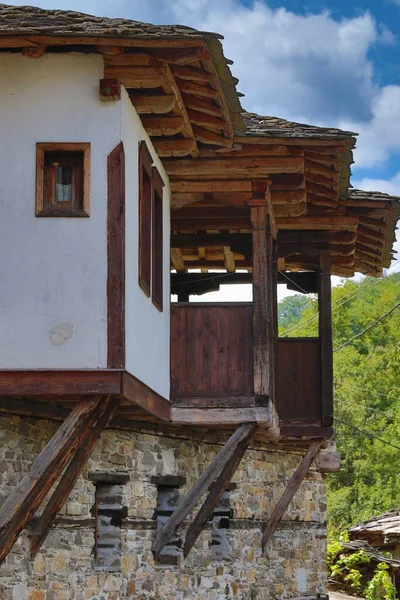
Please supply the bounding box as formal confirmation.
[279,272,400,532]
[365,563,397,600]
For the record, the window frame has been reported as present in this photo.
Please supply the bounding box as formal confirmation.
[138,141,153,296]
[36,142,90,217]
[151,166,165,312]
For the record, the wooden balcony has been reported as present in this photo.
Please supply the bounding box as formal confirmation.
[170,303,331,434]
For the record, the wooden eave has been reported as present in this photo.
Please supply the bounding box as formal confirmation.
[0,33,241,158]
[169,132,398,279]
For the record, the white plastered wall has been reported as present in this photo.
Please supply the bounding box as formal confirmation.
[121,88,171,399]
[0,53,121,368]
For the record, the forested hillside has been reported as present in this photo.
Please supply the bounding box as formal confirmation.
[278,272,400,534]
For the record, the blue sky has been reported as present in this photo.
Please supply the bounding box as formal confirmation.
[4,0,399,269]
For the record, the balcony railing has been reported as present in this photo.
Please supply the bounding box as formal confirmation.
[170,302,328,427]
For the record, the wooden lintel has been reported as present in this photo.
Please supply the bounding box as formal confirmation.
[22,45,46,59]
[183,424,256,556]
[170,407,271,426]
[29,397,120,559]
[261,439,322,549]
[0,396,108,564]
[152,423,256,558]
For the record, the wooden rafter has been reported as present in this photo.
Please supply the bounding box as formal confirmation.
[29,397,120,559]
[261,439,322,549]
[0,396,113,565]
[183,424,256,557]
[152,423,256,559]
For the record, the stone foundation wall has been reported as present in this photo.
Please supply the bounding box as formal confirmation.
[0,415,327,600]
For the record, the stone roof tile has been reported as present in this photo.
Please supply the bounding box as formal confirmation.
[0,4,223,40]
[242,111,357,140]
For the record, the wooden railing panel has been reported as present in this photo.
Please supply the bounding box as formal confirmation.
[171,303,253,398]
[276,338,322,422]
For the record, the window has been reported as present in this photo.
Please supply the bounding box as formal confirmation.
[152,475,186,565]
[138,141,165,311]
[89,472,129,571]
[36,142,90,217]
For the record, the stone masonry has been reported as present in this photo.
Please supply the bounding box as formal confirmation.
[0,415,327,600]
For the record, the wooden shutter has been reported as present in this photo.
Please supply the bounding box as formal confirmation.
[138,141,153,296]
[152,166,165,311]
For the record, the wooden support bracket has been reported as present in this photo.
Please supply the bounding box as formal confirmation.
[152,423,256,559]
[29,396,120,559]
[261,439,322,549]
[183,424,256,557]
[0,396,114,565]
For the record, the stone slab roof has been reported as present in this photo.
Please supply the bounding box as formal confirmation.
[350,508,400,539]
[243,111,356,140]
[349,189,400,203]
[0,4,222,40]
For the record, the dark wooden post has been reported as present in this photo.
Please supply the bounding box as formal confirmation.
[318,252,333,426]
[250,187,274,403]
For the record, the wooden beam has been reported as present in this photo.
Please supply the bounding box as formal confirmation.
[170,407,271,425]
[261,440,322,549]
[152,138,196,158]
[0,370,122,397]
[29,397,120,559]
[0,35,207,50]
[171,65,213,84]
[122,371,171,422]
[187,109,229,133]
[129,93,176,114]
[140,115,185,136]
[178,80,219,99]
[192,125,232,148]
[251,203,273,401]
[318,253,333,427]
[171,248,187,273]
[165,157,303,178]
[171,180,252,194]
[103,65,165,88]
[276,216,358,231]
[100,78,121,101]
[152,423,256,558]
[183,424,256,557]
[181,94,224,118]
[0,396,108,564]
[0,398,69,421]
[223,246,236,272]
[22,45,46,59]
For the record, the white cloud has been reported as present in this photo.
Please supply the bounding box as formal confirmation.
[352,172,400,196]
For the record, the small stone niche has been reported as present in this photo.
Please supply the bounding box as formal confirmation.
[210,483,235,561]
[152,475,186,565]
[89,472,129,571]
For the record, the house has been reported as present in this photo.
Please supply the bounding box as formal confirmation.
[350,509,400,591]
[0,4,399,599]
